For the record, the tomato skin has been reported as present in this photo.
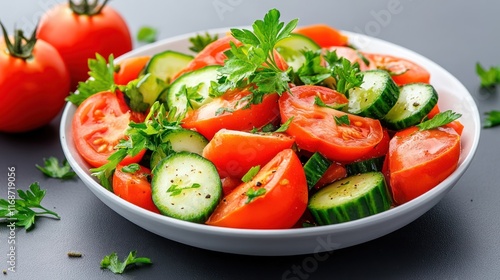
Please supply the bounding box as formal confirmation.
[362,53,430,85]
[206,149,308,229]
[113,165,160,213]
[327,46,375,71]
[202,129,295,178]
[37,3,132,90]
[182,89,280,140]
[388,126,461,205]
[295,24,349,47]
[313,162,347,190]
[279,85,384,163]
[0,38,70,133]
[72,91,144,167]
[114,56,150,85]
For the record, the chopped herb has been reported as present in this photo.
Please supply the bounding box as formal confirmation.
[476,62,500,88]
[215,9,298,103]
[245,187,266,204]
[295,49,331,85]
[324,50,364,95]
[215,107,234,116]
[241,166,261,183]
[121,163,140,174]
[275,117,294,133]
[137,26,158,43]
[36,157,76,179]
[176,84,205,110]
[167,183,201,196]
[483,110,500,128]
[314,96,346,110]
[417,110,461,130]
[189,32,219,53]
[334,115,350,126]
[0,182,60,231]
[66,54,117,106]
[100,251,152,274]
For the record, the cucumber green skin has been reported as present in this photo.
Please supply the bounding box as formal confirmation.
[151,152,222,223]
[345,156,385,176]
[303,152,332,190]
[308,172,392,225]
[347,70,400,119]
[382,83,438,130]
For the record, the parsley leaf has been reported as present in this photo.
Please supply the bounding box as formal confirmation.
[417,110,462,130]
[0,182,60,231]
[476,62,500,88]
[100,251,152,274]
[216,9,298,102]
[295,49,331,85]
[323,50,364,95]
[241,166,261,183]
[36,157,76,179]
[483,110,500,128]
[314,96,346,110]
[137,26,158,43]
[66,54,117,106]
[334,115,350,126]
[189,32,219,53]
[245,187,266,204]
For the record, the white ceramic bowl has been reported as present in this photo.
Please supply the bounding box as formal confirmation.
[60,28,481,256]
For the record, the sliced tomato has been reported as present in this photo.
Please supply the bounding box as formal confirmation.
[113,164,160,213]
[313,162,347,190]
[362,53,430,85]
[182,89,280,140]
[202,129,295,178]
[295,24,349,48]
[427,104,464,135]
[326,46,375,71]
[114,55,150,85]
[220,176,241,197]
[358,128,391,161]
[388,126,461,204]
[206,149,308,229]
[72,91,145,167]
[173,36,241,80]
[279,85,384,163]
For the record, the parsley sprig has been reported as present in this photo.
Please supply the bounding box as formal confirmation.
[90,102,181,190]
[476,62,500,88]
[0,182,60,231]
[215,9,298,103]
[417,110,462,130]
[189,32,219,53]
[36,157,76,179]
[101,251,152,274]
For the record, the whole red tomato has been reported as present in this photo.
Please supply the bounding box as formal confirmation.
[37,0,132,90]
[0,23,70,133]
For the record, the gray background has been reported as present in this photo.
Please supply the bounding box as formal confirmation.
[1,0,499,279]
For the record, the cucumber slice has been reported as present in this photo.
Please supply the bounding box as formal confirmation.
[382,83,438,130]
[137,73,168,106]
[347,70,399,119]
[144,50,193,83]
[150,129,208,169]
[151,152,222,223]
[308,172,392,225]
[303,152,332,190]
[167,65,220,119]
[275,33,320,70]
[345,156,385,176]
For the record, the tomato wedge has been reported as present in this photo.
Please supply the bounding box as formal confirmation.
[206,149,308,229]
[113,164,160,213]
[114,55,150,85]
[388,126,461,205]
[173,36,241,80]
[294,24,349,47]
[72,91,145,167]
[182,89,280,140]
[202,129,295,178]
[362,53,431,85]
[279,85,384,163]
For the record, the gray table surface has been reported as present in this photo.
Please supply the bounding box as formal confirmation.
[1,0,499,279]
